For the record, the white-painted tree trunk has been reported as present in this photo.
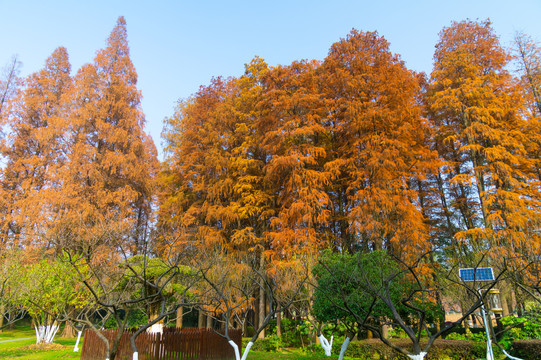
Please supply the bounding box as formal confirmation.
[35,325,59,344]
[501,348,522,360]
[133,351,139,360]
[147,323,164,333]
[73,330,82,352]
[337,337,350,360]
[407,352,427,360]
[318,334,333,356]
[229,340,253,360]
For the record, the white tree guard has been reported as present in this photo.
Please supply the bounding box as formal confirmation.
[338,337,351,360]
[229,340,253,360]
[407,352,427,360]
[318,334,333,356]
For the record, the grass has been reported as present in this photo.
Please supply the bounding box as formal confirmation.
[247,350,345,359]
[0,324,80,359]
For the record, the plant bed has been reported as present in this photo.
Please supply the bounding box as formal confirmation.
[307,337,487,360]
[511,339,541,360]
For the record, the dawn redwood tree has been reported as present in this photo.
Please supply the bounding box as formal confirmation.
[319,30,437,259]
[0,47,71,247]
[60,17,158,253]
[426,20,541,277]
[261,59,333,257]
[160,59,281,335]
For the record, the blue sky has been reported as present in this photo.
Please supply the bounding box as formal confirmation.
[2,0,540,159]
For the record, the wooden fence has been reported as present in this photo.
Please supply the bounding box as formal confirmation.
[80,327,242,360]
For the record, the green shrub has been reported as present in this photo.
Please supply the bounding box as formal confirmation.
[275,318,310,347]
[511,340,541,360]
[500,315,541,341]
[103,309,148,329]
[245,326,255,338]
[250,335,284,352]
[309,338,485,360]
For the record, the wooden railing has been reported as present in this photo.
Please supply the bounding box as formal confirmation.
[80,327,242,360]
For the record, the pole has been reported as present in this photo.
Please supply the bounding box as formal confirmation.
[479,288,494,360]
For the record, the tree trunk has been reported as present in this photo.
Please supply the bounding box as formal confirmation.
[258,253,265,339]
[198,311,205,329]
[464,315,471,334]
[0,303,4,332]
[176,306,183,329]
[382,325,390,339]
[276,308,282,337]
[501,291,510,317]
[61,321,76,338]
[206,313,213,329]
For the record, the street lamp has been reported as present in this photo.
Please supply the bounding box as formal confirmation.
[459,267,496,360]
[459,267,522,360]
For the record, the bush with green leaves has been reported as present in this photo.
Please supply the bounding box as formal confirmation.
[499,313,541,341]
[511,340,541,360]
[309,339,486,360]
[313,250,443,336]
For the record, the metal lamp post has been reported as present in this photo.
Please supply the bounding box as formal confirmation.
[459,268,523,360]
[459,267,496,360]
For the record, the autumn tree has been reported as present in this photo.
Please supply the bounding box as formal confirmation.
[260,60,331,258]
[318,30,437,259]
[160,60,279,335]
[425,20,541,319]
[0,47,71,247]
[58,16,158,253]
[426,20,541,268]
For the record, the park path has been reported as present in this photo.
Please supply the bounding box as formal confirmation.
[0,337,33,343]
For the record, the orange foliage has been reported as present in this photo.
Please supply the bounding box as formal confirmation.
[0,17,157,255]
[159,30,437,271]
[427,20,541,267]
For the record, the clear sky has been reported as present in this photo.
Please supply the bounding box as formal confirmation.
[2,0,540,159]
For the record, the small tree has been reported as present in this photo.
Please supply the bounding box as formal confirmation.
[20,255,90,344]
[314,250,504,360]
[65,245,199,360]
[196,250,308,360]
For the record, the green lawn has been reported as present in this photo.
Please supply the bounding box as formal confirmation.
[248,350,346,360]
[0,325,79,360]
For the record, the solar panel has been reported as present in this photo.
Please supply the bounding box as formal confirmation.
[459,267,495,281]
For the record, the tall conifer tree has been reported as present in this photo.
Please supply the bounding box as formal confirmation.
[426,20,541,265]
[62,17,157,252]
[0,47,71,247]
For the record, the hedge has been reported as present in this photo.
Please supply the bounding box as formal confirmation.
[309,338,487,360]
[511,340,541,360]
